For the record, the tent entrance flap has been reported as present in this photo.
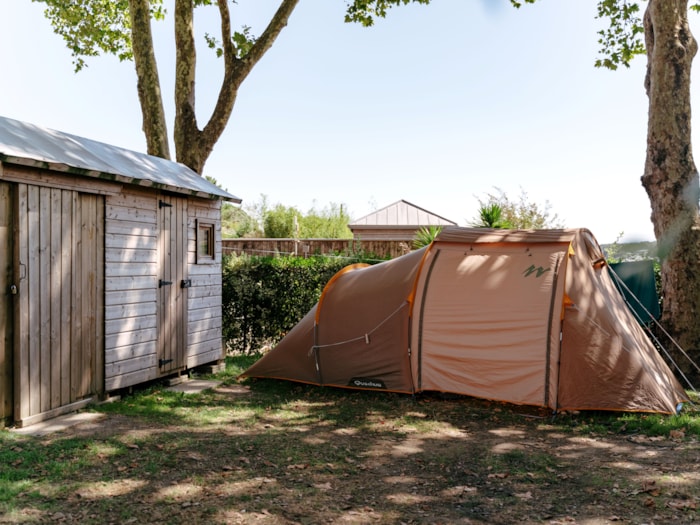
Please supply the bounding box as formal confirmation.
[414,243,567,407]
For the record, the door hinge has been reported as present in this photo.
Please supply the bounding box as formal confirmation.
[159,359,174,367]
[181,279,192,288]
[159,279,173,287]
[159,200,172,208]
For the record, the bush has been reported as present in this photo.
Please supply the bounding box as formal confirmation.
[222,254,379,353]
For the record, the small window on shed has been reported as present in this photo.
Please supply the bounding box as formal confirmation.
[197,220,215,262]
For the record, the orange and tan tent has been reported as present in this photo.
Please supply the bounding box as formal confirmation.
[241,227,688,414]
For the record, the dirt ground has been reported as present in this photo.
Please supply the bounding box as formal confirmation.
[6,383,700,525]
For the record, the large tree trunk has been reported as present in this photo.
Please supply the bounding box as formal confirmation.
[642,0,700,381]
[174,0,300,174]
[128,0,170,159]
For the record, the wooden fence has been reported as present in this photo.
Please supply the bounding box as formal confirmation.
[222,238,413,260]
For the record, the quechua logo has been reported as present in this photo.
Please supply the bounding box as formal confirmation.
[523,264,551,278]
[349,377,387,389]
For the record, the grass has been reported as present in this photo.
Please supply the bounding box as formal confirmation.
[1,354,699,524]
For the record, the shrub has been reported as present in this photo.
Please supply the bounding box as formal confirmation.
[222,254,379,353]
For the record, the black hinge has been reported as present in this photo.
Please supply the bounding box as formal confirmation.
[159,359,173,367]
[159,279,173,287]
[181,279,192,288]
[159,200,172,208]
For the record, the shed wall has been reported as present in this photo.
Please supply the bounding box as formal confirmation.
[104,188,224,391]
[104,187,159,390]
[187,199,224,366]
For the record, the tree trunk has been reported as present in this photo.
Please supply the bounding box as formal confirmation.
[173,0,300,174]
[128,0,170,159]
[642,0,700,381]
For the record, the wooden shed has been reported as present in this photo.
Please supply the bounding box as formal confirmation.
[348,199,457,241]
[0,116,239,427]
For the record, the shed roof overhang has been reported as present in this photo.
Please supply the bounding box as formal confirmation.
[0,116,241,203]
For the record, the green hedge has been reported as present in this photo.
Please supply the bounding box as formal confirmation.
[222,254,383,353]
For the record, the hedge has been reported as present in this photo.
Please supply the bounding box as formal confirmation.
[222,253,384,354]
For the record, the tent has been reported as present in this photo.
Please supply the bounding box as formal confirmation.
[241,227,688,414]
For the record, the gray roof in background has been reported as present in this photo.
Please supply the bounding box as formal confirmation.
[0,115,240,202]
[350,199,457,228]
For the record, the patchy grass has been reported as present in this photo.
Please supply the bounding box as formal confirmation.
[1,355,699,524]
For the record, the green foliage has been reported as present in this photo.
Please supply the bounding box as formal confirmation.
[249,197,353,239]
[594,0,645,70]
[299,203,353,239]
[474,187,563,230]
[222,203,259,238]
[344,0,431,26]
[412,225,442,249]
[222,254,378,353]
[471,203,512,229]
[343,0,673,72]
[205,25,257,59]
[33,0,165,72]
[263,204,302,238]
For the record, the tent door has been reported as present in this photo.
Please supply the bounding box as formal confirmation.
[157,195,188,375]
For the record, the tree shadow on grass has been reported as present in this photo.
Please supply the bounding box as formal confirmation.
[1,378,699,524]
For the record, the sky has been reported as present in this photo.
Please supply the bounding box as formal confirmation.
[2,0,698,244]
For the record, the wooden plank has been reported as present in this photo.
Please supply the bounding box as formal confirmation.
[105,302,157,322]
[104,288,156,306]
[15,397,95,429]
[105,262,157,278]
[106,232,156,250]
[105,205,156,224]
[188,295,222,310]
[106,190,156,210]
[105,354,157,377]
[188,307,222,324]
[60,190,72,406]
[14,184,29,421]
[186,346,224,369]
[187,317,222,333]
[105,314,157,336]
[105,248,157,263]
[105,221,158,237]
[70,191,82,403]
[187,285,221,299]
[1,164,120,196]
[181,273,222,286]
[38,187,51,413]
[0,182,12,420]
[27,185,41,418]
[49,188,62,410]
[79,194,94,399]
[94,195,105,398]
[105,367,157,392]
[105,327,158,350]
[105,342,154,364]
[177,198,188,370]
[105,275,155,291]
[187,327,221,346]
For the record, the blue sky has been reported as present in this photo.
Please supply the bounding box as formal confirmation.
[2,0,697,243]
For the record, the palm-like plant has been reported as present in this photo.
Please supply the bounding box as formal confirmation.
[412,225,442,249]
[472,203,512,229]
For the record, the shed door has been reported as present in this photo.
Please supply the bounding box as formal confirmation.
[14,184,104,425]
[0,182,13,421]
[157,194,188,375]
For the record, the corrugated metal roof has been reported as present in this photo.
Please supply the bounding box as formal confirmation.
[0,115,240,202]
[349,199,457,227]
